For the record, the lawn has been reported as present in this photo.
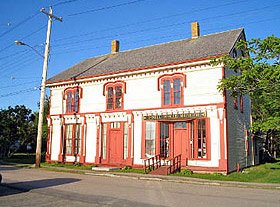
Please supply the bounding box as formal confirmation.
[0,153,44,164]
[173,161,280,183]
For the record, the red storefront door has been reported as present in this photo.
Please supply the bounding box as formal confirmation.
[173,122,188,166]
[109,128,123,164]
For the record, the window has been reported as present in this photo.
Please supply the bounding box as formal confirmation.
[65,124,81,155]
[160,123,169,158]
[233,97,238,109]
[240,95,243,113]
[189,119,209,159]
[174,122,187,129]
[123,123,129,159]
[163,80,171,105]
[145,122,156,157]
[65,87,81,113]
[173,79,181,104]
[197,119,207,158]
[158,73,185,107]
[105,85,124,110]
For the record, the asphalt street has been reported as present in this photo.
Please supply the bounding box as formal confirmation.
[0,165,279,207]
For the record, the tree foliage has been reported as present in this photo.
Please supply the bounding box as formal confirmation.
[0,105,36,157]
[214,35,280,156]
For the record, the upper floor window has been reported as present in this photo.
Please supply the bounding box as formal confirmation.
[103,81,126,111]
[64,87,82,113]
[158,73,186,107]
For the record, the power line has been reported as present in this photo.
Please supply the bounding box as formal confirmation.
[51,0,80,7]
[0,80,39,90]
[0,11,40,39]
[53,0,278,46]
[0,87,39,98]
[54,0,249,42]
[52,1,276,48]
[68,0,149,16]
[0,24,46,54]
[51,16,280,56]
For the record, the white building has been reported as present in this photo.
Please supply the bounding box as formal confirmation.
[46,22,258,174]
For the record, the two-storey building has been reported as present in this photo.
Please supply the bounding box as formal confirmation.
[46,22,259,173]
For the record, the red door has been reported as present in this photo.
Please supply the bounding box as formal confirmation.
[109,129,123,164]
[174,122,188,166]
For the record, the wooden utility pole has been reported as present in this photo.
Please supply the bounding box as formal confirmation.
[35,7,62,168]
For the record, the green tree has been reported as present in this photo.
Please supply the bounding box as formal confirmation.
[215,36,280,157]
[0,105,36,158]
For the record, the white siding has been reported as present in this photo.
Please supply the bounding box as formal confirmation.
[50,118,62,161]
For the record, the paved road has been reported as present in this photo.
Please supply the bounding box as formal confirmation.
[0,165,279,207]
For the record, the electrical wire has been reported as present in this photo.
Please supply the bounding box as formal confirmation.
[68,0,149,16]
[0,23,46,54]
[53,2,280,48]
[51,0,81,7]
[0,11,40,39]
[0,87,39,98]
[54,0,249,42]
[0,80,39,90]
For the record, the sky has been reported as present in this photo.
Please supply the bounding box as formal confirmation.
[0,0,279,111]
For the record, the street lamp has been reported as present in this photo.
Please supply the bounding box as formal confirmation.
[15,40,47,168]
[15,41,44,58]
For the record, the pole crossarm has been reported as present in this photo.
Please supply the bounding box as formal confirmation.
[40,8,63,22]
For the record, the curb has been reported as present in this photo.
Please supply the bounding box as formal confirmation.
[40,166,280,190]
[2,164,280,190]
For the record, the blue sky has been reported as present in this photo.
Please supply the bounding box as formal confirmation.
[0,0,279,111]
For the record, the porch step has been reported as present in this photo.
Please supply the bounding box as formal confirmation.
[149,166,169,175]
[91,167,120,172]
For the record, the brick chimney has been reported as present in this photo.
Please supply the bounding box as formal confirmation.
[191,22,200,38]
[111,40,119,53]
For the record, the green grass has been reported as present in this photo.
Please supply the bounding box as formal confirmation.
[41,162,95,170]
[115,167,145,174]
[0,153,45,164]
[173,161,280,183]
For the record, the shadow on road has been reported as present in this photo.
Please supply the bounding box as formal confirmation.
[0,178,80,197]
[0,165,19,171]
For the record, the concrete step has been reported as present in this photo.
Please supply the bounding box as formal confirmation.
[91,166,121,172]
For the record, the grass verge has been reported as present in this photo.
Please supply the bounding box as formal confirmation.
[173,161,280,183]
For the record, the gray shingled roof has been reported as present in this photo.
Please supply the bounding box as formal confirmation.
[47,28,243,84]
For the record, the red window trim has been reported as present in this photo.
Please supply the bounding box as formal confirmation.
[233,97,238,109]
[158,73,186,107]
[188,118,211,161]
[63,87,82,114]
[141,119,210,161]
[240,95,243,113]
[141,121,159,159]
[103,81,126,111]
[64,123,81,156]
